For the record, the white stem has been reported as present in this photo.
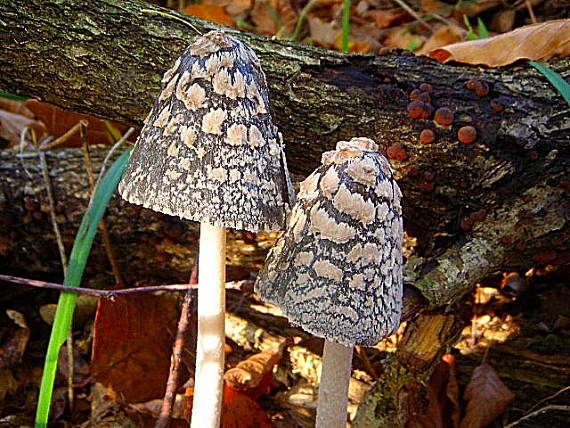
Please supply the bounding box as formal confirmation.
[191,223,226,428]
[316,340,353,428]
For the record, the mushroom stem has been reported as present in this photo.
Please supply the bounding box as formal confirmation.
[316,340,353,428]
[191,223,226,428]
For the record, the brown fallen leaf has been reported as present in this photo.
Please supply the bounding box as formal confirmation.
[455,0,502,18]
[182,4,236,27]
[251,0,297,36]
[0,310,30,368]
[416,25,466,56]
[308,16,338,49]
[460,364,515,428]
[224,339,288,395]
[25,100,132,147]
[91,294,181,404]
[430,19,570,67]
[185,385,274,428]
[385,26,426,51]
[366,9,409,29]
[402,354,460,428]
[0,109,47,148]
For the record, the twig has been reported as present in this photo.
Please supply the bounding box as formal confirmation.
[355,345,378,379]
[0,273,248,297]
[80,122,124,287]
[141,8,202,35]
[392,0,433,32]
[156,263,199,428]
[92,127,135,194]
[38,139,75,412]
[40,120,87,151]
[525,0,537,24]
[504,405,570,428]
[38,150,68,276]
[526,385,570,414]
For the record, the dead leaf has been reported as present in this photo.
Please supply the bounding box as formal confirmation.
[416,25,466,56]
[25,100,132,147]
[91,294,181,403]
[401,354,460,428]
[334,32,371,53]
[489,9,516,34]
[185,384,273,428]
[202,0,252,17]
[430,19,570,67]
[251,0,297,36]
[308,16,338,49]
[419,0,449,14]
[0,98,36,118]
[460,364,515,428]
[0,310,30,368]
[384,26,426,51]
[224,340,287,396]
[455,0,502,18]
[0,109,47,148]
[366,9,409,29]
[182,4,236,27]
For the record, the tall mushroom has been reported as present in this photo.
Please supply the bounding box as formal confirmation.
[118,30,294,428]
[255,137,403,427]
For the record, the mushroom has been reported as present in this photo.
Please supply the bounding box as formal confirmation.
[118,30,294,428]
[255,137,403,427]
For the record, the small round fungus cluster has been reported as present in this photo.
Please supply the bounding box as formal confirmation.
[434,107,454,126]
[466,79,490,97]
[458,125,477,144]
[255,137,404,346]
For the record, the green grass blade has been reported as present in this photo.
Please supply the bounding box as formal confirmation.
[342,0,351,53]
[0,90,28,101]
[477,17,489,39]
[290,0,319,42]
[35,147,132,428]
[529,61,570,107]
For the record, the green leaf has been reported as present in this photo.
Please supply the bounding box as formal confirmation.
[477,17,489,39]
[342,0,351,53]
[463,15,477,41]
[35,148,132,428]
[0,90,28,101]
[290,0,319,42]
[406,40,421,52]
[529,61,570,107]
[102,120,123,144]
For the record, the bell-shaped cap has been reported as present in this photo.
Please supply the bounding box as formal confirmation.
[119,30,294,232]
[255,137,404,346]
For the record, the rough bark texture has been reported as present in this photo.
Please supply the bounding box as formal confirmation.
[0,0,569,426]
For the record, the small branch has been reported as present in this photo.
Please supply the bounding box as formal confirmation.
[38,149,68,276]
[156,263,198,428]
[92,128,135,192]
[80,122,124,286]
[40,120,86,151]
[0,273,247,297]
[392,0,433,32]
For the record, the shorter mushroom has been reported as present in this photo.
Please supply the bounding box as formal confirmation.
[255,137,404,427]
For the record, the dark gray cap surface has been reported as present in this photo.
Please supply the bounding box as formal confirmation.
[119,30,294,232]
[255,137,403,346]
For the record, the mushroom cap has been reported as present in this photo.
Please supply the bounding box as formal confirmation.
[119,30,294,232]
[254,137,404,346]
